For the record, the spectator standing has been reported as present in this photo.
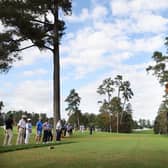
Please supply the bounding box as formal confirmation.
[3,114,14,146]
[63,123,67,137]
[89,125,94,135]
[16,115,27,145]
[47,120,53,142]
[67,124,73,136]
[42,119,49,144]
[35,117,43,144]
[25,118,32,144]
[56,120,62,141]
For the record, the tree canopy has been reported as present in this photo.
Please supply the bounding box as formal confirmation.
[147,37,168,134]
[65,89,81,128]
[97,75,134,133]
[146,37,168,85]
[0,0,72,72]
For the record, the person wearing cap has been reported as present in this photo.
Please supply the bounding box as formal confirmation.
[16,115,27,145]
[25,118,32,144]
[3,114,14,146]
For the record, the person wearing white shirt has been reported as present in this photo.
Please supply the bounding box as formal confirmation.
[16,115,27,145]
[56,120,62,141]
[25,118,32,144]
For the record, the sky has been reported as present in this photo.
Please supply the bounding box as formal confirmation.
[0,0,168,121]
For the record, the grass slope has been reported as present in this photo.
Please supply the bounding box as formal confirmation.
[1,130,168,168]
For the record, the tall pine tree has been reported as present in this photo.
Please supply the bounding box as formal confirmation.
[65,89,81,128]
[0,0,72,135]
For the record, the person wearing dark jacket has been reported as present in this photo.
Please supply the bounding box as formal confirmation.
[3,114,14,146]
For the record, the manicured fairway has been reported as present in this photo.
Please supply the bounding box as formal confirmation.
[1,130,168,168]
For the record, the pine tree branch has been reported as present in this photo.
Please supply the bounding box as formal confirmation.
[17,44,53,52]
[31,19,52,26]
[12,37,27,43]
[44,45,53,51]
[16,45,35,51]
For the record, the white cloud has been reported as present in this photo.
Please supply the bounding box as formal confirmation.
[132,13,168,33]
[61,24,164,79]
[92,5,108,20]
[110,0,168,34]
[132,35,164,52]
[22,69,48,77]
[64,4,108,23]
[12,40,51,67]
[1,80,53,116]
[64,8,89,22]
[14,48,50,67]
[78,82,102,114]
[111,0,168,16]
[0,79,69,119]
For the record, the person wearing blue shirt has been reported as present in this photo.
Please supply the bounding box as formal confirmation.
[35,117,43,144]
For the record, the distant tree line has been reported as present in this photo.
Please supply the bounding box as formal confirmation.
[0,109,51,126]
[137,119,153,129]
[67,105,134,133]
[65,75,136,133]
[0,99,152,133]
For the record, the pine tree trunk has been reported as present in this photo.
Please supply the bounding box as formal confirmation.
[77,116,80,129]
[107,91,111,132]
[53,0,61,140]
[117,112,119,133]
[117,88,120,133]
[120,98,126,124]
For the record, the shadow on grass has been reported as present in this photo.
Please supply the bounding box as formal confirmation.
[0,141,77,153]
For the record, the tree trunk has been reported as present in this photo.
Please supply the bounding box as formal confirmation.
[120,98,126,124]
[53,0,61,140]
[117,88,120,133]
[107,91,111,132]
[117,112,119,133]
[77,116,80,129]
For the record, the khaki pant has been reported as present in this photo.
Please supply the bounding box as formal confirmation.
[16,128,25,145]
[3,129,13,146]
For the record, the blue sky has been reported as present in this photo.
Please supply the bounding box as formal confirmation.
[0,0,168,121]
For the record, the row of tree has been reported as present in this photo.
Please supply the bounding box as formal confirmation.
[138,119,153,129]
[0,100,152,132]
[0,110,49,126]
[97,75,134,133]
[65,75,136,133]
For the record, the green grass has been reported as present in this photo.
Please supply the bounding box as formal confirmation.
[1,128,168,168]
[133,129,154,134]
